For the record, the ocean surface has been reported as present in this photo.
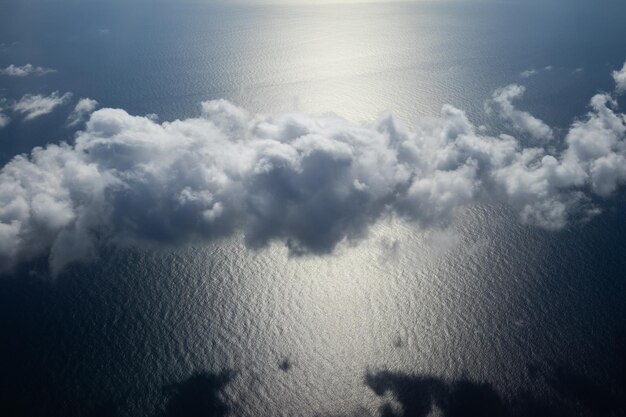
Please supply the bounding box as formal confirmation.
[1,1,626,416]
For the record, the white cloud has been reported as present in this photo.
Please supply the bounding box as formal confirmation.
[0,64,56,77]
[13,91,73,121]
[613,61,626,94]
[520,66,553,78]
[66,98,99,127]
[486,84,554,142]
[1,77,626,274]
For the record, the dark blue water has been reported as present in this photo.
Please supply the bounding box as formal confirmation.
[1,1,626,416]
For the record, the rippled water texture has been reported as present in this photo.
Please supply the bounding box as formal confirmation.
[1,1,626,416]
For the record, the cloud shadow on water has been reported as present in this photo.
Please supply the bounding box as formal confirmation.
[1,258,626,417]
[365,359,626,417]
[156,372,233,417]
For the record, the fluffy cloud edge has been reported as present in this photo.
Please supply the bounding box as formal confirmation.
[614,61,626,94]
[486,84,554,142]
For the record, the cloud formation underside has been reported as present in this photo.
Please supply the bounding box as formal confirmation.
[1,78,626,273]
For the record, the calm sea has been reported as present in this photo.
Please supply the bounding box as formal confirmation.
[1,1,625,416]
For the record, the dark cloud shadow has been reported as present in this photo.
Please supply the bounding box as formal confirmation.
[365,360,626,417]
[156,372,233,417]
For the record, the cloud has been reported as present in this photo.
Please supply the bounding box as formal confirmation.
[520,69,537,78]
[0,64,56,77]
[613,61,626,94]
[520,66,552,79]
[1,77,626,273]
[66,98,99,127]
[486,84,554,142]
[12,91,73,121]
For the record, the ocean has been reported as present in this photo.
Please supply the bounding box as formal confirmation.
[0,1,625,416]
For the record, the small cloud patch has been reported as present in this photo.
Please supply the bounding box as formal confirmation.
[0,64,56,77]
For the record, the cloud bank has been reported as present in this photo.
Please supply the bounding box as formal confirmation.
[0,64,56,77]
[12,91,73,121]
[1,70,626,273]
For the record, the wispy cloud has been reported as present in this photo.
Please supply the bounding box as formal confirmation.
[520,69,537,78]
[0,100,9,129]
[1,69,626,273]
[66,98,99,127]
[0,113,9,129]
[0,64,56,77]
[13,91,73,121]
[0,42,19,53]
[520,65,553,78]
